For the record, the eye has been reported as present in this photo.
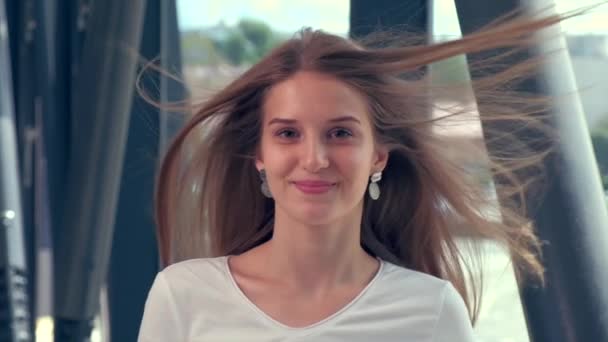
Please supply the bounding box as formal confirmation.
[329,128,353,139]
[276,128,299,139]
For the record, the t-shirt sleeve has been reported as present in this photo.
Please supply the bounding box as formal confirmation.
[138,271,185,341]
[432,283,477,342]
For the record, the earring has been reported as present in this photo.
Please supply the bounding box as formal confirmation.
[259,169,273,198]
[368,171,382,200]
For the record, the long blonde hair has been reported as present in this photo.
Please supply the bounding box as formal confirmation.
[151,10,581,323]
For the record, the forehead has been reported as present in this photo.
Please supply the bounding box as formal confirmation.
[262,71,369,122]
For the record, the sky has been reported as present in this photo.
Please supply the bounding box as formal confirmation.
[177,0,608,36]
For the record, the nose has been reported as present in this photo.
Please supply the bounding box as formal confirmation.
[301,137,329,173]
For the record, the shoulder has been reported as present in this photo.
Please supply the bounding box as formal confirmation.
[161,256,228,279]
[373,261,475,340]
[379,260,452,295]
[139,257,232,341]
[379,260,470,313]
[368,260,454,316]
[432,283,475,341]
[158,256,231,291]
[143,257,234,320]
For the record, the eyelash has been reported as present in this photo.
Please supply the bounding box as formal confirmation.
[275,128,354,140]
[329,128,354,139]
[276,129,299,139]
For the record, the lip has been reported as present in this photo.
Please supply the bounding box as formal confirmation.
[292,180,336,194]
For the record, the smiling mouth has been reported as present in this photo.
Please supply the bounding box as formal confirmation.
[291,181,336,194]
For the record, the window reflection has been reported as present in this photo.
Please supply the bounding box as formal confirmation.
[431,0,531,341]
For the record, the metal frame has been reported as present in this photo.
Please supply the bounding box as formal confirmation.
[0,0,32,340]
[51,0,146,340]
[106,0,183,340]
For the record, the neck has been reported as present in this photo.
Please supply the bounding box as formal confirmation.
[259,203,378,292]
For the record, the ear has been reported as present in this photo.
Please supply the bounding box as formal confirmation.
[372,144,389,173]
[255,148,264,172]
[255,160,264,172]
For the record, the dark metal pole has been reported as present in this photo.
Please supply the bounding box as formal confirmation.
[5,0,39,335]
[52,0,146,340]
[47,0,80,278]
[454,0,608,341]
[349,0,430,38]
[349,0,431,114]
[107,0,163,340]
[159,0,188,152]
[108,0,189,338]
[0,0,33,340]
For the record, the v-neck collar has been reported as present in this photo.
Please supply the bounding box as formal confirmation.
[222,255,385,333]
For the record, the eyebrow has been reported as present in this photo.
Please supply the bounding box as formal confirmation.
[267,115,362,125]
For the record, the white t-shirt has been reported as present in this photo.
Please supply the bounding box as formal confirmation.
[138,256,476,341]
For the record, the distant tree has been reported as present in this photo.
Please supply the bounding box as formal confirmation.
[180,19,290,66]
[180,31,221,65]
[238,19,273,58]
[220,30,249,65]
[591,119,608,191]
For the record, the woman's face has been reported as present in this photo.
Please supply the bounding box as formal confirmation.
[256,71,388,225]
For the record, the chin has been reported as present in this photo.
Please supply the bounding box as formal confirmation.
[289,204,341,226]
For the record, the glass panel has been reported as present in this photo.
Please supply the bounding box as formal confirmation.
[431,1,531,341]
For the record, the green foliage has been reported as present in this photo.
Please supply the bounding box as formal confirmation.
[220,30,250,65]
[591,121,608,190]
[180,18,285,66]
[238,19,273,59]
[180,31,222,66]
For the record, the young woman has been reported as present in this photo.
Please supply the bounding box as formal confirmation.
[138,10,575,341]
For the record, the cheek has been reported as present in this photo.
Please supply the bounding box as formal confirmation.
[331,146,374,183]
[259,141,296,174]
